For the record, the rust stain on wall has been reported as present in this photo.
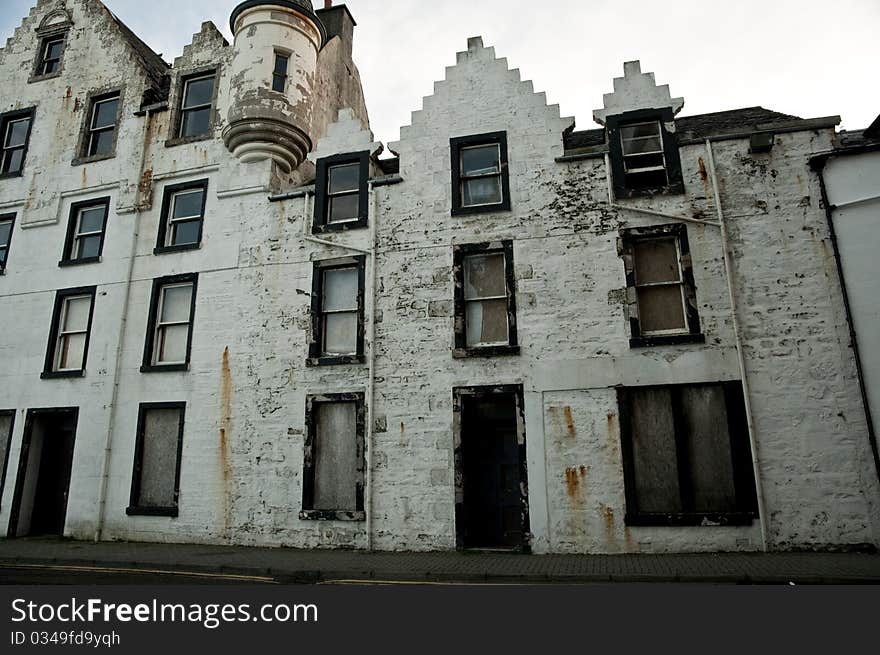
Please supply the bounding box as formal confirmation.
[563,406,576,438]
[564,466,588,506]
[220,346,233,537]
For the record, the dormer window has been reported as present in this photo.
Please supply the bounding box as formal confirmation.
[313,151,369,233]
[606,110,684,198]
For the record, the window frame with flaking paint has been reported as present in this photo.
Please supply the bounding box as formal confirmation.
[450,131,511,216]
[619,223,704,347]
[299,392,366,522]
[607,108,684,198]
[453,240,519,358]
[41,286,97,379]
[312,151,370,233]
[307,256,366,367]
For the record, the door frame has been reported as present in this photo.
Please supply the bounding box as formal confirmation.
[452,384,530,552]
[7,407,79,538]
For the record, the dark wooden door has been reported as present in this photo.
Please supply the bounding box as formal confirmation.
[461,394,524,549]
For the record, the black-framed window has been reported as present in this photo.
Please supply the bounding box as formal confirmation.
[0,109,35,178]
[42,286,96,379]
[620,223,702,347]
[453,241,519,358]
[141,274,198,373]
[607,108,684,198]
[300,393,365,522]
[126,402,186,517]
[450,131,511,216]
[308,257,366,366]
[0,213,14,273]
[35,34,65,77]
[0,409,15,510]
[60,197,109,266]
[177,72,215,139]
[272,52,289,93]
[155,180,207,253]
[617,381,758,526]
[313,151,369,233]
[83,92,121,158]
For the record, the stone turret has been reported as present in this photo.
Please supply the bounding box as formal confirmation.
[223,1,326,173]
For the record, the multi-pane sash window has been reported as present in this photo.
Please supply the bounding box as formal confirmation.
[450,132,510,216]
[632,237,688,335]
[321,267,358,355]
[86,94,120,157]
[0,214,13,271]
[460,144,502,208]
[620,121,668,189]
[43,288,96,378]
[37,36,64,76]
[178,73,215,138]
[272,52,289,93]
[154,283,194,365]
[127,402,185,517]
[166,187,204,247]
[63,199,108,263]
[453,241,519,356]
[327,163,361,224]
[1,114,32,176]
[463,252,509,347]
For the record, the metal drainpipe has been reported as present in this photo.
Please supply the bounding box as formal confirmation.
[94,107,154,542]
[365,181,378,551]
[705,139,769,552]
[603,148,770,552]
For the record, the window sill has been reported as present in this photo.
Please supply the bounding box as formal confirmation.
[126,506,179,518]
[624,512,757,527]
[615,180,685,199]
[41,369,85,380]
[28,71,62,84]
[312,218,369,233]
[140,363,189,373]
[0,171,24,181]
[165,133,213,148]
[154,243,201,255]
[453,344,520,359]
[451,201,511,217]
[306,354,365,367]
[59,256,101,267]
[629,333,705,348]
[299,510,366,522]
[71,153,116,167]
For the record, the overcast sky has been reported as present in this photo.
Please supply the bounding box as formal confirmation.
[2,0,878,143]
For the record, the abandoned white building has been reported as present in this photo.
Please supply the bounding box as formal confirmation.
[0,0,878,554]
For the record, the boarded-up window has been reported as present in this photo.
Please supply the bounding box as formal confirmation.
[0,411,14,509]
[301,394,365,520]
[127,404,185,517]
[620,224,703,347]
[453,241,519,356]
[617,382,757,525]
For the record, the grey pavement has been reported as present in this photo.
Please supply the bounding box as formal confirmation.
[1,537,879,584]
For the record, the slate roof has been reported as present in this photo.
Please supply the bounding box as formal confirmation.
[563,106,803,151]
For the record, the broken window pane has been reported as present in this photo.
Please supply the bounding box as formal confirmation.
[680,386,737,513]
[464,253,506,299]
[629,387,681,513]
[136,407,182,509]
[466,298,508,346]
[313,401,358,511]
[634,238,680,284]
[637,286,686,333]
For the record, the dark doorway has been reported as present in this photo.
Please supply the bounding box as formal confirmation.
[454,386,529,551]
[7,408,78,538]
